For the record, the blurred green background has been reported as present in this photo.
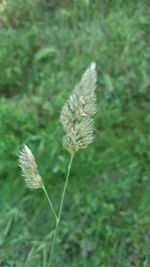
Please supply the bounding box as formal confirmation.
[0,0,150,266]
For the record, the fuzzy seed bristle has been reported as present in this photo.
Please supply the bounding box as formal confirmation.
[60,62,97,154]
[18,145,43,189]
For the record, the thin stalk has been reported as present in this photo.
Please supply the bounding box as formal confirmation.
[48,153,74,267]
[43,185,58,222]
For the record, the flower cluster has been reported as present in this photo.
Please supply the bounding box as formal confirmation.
[18,145,43,189]
[60,62,97,154]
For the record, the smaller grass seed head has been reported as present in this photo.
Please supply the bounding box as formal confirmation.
[60,62,97,154]
[18,145,43,189]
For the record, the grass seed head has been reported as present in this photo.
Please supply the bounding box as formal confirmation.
[18,145,43,189]
[60,62,97,154]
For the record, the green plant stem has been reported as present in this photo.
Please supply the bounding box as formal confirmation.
[43,185,58,222]
[48,153,74,267]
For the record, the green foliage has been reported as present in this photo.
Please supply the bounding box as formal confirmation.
[0,0,150,266]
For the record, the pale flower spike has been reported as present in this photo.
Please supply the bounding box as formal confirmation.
[60,62,97,154]
[18,145,43,189]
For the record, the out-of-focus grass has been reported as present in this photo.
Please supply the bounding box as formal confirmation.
[0,0,150,266]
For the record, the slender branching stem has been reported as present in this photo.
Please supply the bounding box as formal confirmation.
[48,153,74,267]
[43,185,58,222]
